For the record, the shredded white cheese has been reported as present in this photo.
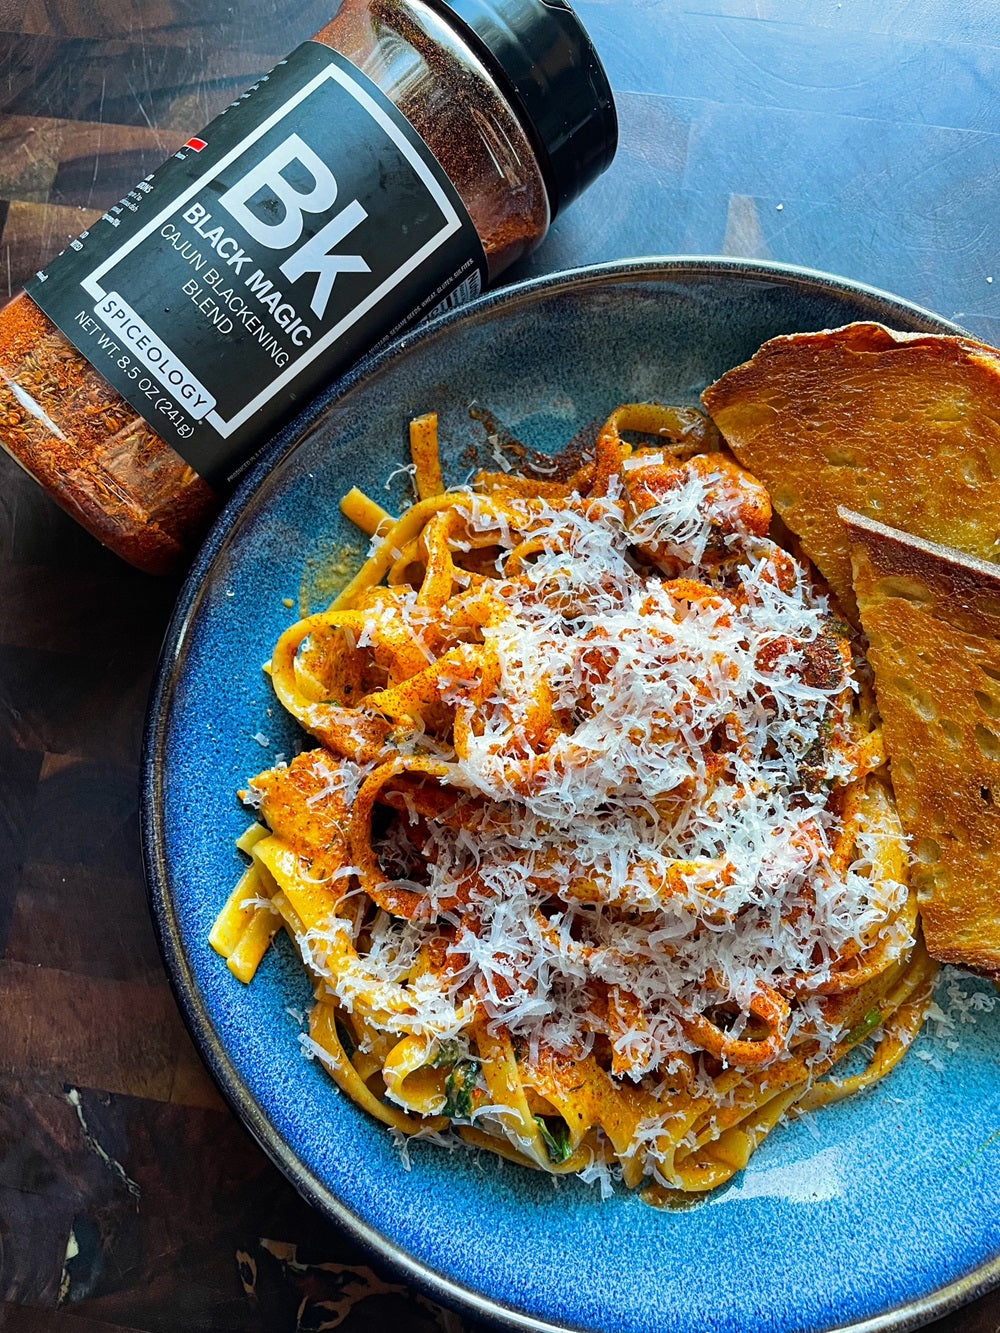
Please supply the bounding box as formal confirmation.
[313,457,907,1079]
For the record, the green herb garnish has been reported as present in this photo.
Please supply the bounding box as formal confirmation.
[845,1007,883,1047]
[535,1115,573,1164]
[430,1039,462,1068]
[442,1059,478,1118]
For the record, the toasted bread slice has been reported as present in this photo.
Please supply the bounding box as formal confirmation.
[703,323,1000,621]
[843,508,1000,975]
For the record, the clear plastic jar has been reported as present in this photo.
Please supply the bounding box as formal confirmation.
[0,0,615,573]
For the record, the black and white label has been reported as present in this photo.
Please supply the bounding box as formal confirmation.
[27,43,487,486]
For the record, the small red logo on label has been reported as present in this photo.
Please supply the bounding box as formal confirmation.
[185,137,208,152]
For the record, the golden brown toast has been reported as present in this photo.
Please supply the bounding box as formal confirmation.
[843,508,1000,975]
[702,323,1000,621]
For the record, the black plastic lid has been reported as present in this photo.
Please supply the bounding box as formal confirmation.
[432,0,618,220]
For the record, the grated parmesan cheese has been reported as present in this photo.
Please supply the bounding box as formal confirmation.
[312,454,906,1082]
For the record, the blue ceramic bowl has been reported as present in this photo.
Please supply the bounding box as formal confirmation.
[143,258,1000,1333]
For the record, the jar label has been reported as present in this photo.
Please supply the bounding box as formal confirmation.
[26,43,488,487]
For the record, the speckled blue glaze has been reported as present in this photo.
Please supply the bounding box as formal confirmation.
[143,260,1000,1333]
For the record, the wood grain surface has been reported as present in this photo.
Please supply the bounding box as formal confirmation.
[1,1,999,1330]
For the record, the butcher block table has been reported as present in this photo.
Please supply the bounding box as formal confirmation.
[1,1,998,1330]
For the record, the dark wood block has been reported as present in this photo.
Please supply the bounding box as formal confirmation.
[0,961,220,1103]
[0,1075,473,1332]
[0,736,43,955]
[0,1303,147,1331]
[6,861,164,981]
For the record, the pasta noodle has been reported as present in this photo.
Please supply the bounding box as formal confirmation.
[211,404,937,1202]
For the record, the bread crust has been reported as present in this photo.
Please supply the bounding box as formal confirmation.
[843,508,1000,976]
[702,322,1000,621]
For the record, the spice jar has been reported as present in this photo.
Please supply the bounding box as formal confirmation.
[0,0,616,574]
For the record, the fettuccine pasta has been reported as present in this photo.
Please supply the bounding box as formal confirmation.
[211,404,936,1202]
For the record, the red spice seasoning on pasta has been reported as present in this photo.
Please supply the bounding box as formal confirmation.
[211,406,937,1201]
[0,0,616,573]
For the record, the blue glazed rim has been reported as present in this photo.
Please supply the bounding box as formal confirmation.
[141,256,1000,1333]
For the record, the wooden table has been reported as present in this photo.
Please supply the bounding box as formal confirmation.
[1,2,997,1330]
